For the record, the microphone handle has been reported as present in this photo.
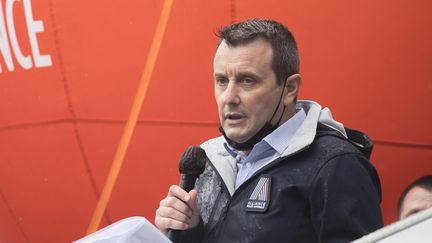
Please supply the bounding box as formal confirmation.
[167,229,181,243]
[179,174,197,192]
[167,174,199,242]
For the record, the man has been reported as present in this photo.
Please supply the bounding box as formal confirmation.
[398,175,432,220]
[155,19,383,242]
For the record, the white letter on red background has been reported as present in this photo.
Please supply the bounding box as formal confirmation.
[23,0,52,68]
[0,1,14,72]
[7,0,32,69]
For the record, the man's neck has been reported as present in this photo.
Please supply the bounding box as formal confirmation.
[238,106,301,157]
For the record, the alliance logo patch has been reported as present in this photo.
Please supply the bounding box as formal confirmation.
[246,175,271,212]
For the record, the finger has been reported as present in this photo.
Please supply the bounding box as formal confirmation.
[187,189,198,211]
[187,190,201,224]
[156,206,192,223]
[155,216,189,231]
[160,196,193,217]
[167,185,190,201]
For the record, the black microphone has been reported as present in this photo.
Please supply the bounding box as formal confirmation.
[167,146,207,243]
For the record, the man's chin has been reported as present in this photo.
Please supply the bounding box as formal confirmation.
[225,132,249,144]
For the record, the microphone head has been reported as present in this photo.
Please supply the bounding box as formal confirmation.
[178,146,207,175]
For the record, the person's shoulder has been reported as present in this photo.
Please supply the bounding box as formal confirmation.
[314,122,375,161]
[199,136,235,163]
[313,123,367,157]
[200,136,225,151]
[312,124,380,188]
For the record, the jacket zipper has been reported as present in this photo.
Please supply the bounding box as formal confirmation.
[205,159,232,239]
[206,159,231,200]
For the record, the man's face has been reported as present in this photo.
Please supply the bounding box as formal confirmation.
[400,186,432,219]
[213,38,285,143]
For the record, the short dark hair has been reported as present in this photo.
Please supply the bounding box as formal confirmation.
[216,19,299,85]
[397,175,432,218]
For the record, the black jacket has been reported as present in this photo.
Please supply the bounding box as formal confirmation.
[180,101,383,243]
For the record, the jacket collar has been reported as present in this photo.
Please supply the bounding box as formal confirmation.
[200,100,347,195]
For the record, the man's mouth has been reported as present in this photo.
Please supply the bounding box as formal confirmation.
[225,113,246,123]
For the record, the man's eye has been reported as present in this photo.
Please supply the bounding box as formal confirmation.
[241,77,256,84]
[216,78,228,85]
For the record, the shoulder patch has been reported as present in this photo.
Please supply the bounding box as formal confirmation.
[246,175,271,212]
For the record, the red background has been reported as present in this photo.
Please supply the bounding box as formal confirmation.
[0,0,431,242]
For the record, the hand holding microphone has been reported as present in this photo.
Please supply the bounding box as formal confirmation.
[155,146,206,242]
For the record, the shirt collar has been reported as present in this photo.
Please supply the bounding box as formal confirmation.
[224,108,306,157]
[263,108,306,154]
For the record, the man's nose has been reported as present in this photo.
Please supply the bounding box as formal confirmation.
[221,81,240,106]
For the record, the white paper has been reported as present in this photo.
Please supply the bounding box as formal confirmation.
[74,217,172,243]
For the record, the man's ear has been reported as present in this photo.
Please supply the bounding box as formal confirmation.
[283,74,301,106]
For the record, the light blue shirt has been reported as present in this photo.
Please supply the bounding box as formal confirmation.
[224,109,306,190]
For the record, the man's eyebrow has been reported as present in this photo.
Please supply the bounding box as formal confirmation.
[214,73,226,79]
[213,71,262,80]
[237,72,261,80]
